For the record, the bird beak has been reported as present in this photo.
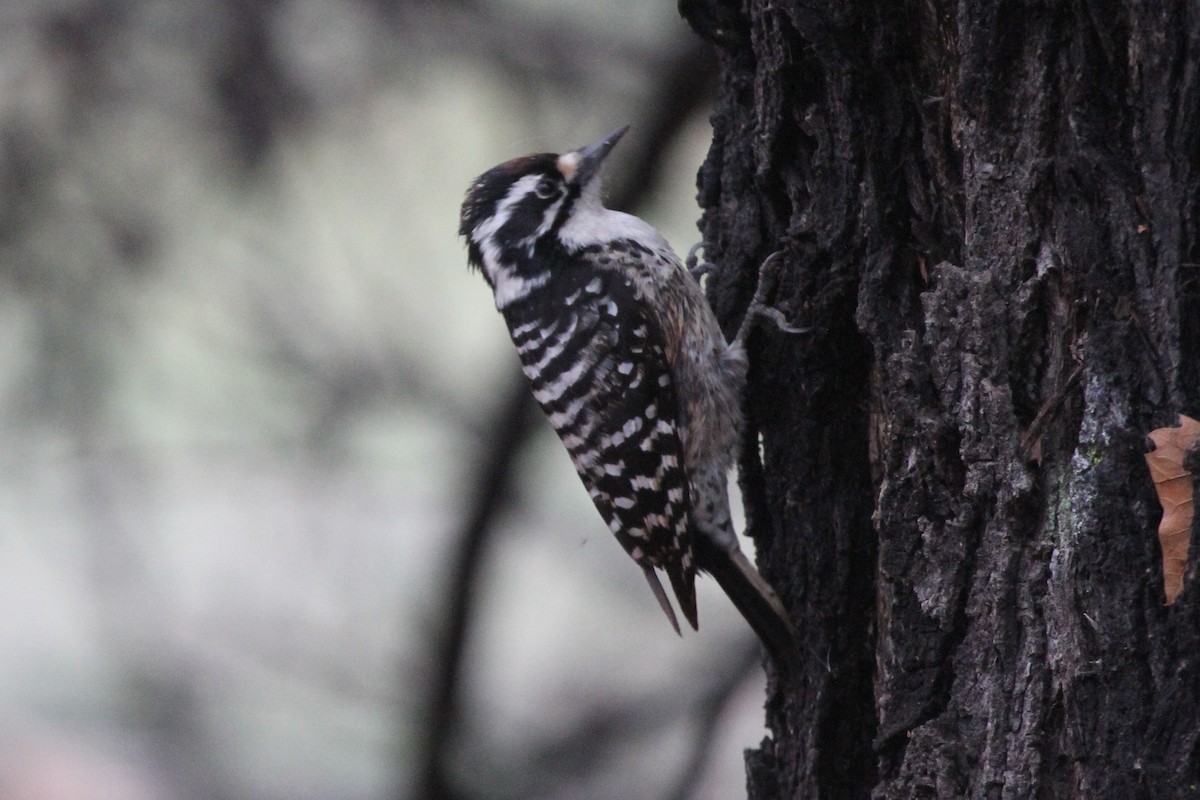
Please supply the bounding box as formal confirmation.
[563,124,629,185]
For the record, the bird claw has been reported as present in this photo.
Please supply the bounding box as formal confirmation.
[690,244,807,338]
[746,303,811,336]
[685,241,712,282]
[735,249,807,344]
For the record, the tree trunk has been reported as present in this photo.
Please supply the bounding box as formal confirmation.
[679,0,1200,797]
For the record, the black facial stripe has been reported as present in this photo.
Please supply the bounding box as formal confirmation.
[496,192,555,243]
[549,181,583,235]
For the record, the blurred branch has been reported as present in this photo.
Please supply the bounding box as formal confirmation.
[505,639,760,800]
[384,0,660,92]
[411,373,540,800]
[259,308,487,446]
[606,39,717,214]
[212,0,307,169]
[665,641,762,800]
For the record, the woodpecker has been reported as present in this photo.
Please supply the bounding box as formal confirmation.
[459,125,799,669]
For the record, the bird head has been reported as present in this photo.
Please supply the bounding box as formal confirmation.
[459,125,629,279]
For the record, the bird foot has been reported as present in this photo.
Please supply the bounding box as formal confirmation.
[735,250,810,346]
[685,241,713,282]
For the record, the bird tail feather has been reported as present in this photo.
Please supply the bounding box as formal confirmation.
[642,566,682,635]
[696,540,801,675]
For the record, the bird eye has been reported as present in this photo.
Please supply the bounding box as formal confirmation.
[535,177,558,199]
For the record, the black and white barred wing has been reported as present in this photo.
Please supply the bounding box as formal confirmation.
[503,272,698,632]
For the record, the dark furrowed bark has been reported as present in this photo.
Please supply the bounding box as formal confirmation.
[679,0,1200,797]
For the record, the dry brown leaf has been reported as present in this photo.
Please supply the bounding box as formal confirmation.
[1145,415,1200,604]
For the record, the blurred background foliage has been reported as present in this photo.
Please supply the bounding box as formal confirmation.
[0,1,769,798]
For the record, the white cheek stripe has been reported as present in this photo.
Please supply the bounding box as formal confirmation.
[472,174,540,251]
[472,173,565,310]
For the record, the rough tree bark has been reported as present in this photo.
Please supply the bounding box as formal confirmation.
[679,0,1200,797]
